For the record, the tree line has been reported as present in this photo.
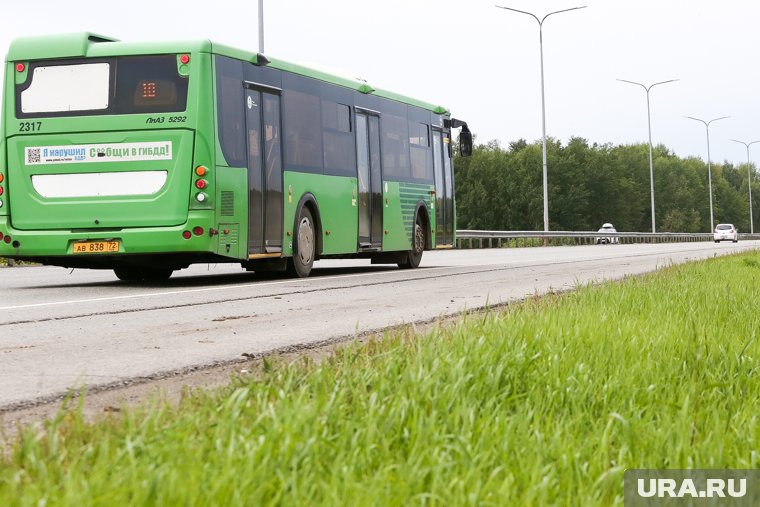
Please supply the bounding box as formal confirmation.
[453,137,758,233]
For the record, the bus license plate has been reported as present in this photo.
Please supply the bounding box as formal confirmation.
[73,241,120,254]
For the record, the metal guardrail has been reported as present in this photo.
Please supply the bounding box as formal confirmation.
[455,230,760,248]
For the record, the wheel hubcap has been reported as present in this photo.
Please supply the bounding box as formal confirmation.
[414,223,424,254]
[298,217,314,264]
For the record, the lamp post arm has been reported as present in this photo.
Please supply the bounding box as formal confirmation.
[707,116,730,127]
[646,79,679,92]
[541,6,587,24]
[685,116,708,128]
[495,5,540,24]
[495,5,587,26]
[617,79,647,92]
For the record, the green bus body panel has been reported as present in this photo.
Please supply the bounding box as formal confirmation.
[0,137,5,217]
[281,172,433,257]
[214,166,248,259]
[283,172,358,256]
[7,131,194,230]
[5,34,211,62]
[383,181,434,251]
[5,33,119,61]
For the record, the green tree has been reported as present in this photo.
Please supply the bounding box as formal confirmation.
[453,137,752,234]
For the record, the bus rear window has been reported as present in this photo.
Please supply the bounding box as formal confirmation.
[21,63,110,114]
[16,54,188,118]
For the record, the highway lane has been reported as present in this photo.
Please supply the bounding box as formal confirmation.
[0,241,756,409]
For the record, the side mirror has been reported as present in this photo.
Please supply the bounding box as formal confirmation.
[459,128,473,157]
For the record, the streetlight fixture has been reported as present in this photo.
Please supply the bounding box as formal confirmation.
[496,4,587,232]
[730,139,760,234]
[617,78,679,233]
[685,115,730,232]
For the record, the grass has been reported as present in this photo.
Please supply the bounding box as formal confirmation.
[2,252,759,506]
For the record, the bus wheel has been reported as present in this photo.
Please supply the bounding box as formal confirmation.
[114,267,173,282]
[399,216,425,269]
[289,207,315,278]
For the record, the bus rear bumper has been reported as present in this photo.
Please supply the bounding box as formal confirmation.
[0,211,222,261]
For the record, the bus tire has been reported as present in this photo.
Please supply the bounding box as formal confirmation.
[399,216,425,269]
[289,206,316,278]
[114,267,173,282]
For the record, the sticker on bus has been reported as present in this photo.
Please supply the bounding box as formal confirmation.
[25,141,173,165]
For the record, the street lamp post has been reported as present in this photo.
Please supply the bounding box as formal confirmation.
[617,79,678,233]
[258,0,265,53]
[496,4,586,232]
[730,139,760,234]
[685,116,730,232]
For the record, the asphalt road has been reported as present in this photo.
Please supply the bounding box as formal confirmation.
[0,241,756,410]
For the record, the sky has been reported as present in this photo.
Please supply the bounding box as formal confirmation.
[2,0,760,166]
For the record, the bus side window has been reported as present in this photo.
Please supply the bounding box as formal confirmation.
[409,122,432,182]
[214,56,246,167]
[322,101,353,175]
[381,113,410,179]
[283,86,322,171]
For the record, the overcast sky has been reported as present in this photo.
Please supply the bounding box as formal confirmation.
[3,0,760,165]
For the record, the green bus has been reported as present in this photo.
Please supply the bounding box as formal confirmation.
[0,33,471,280]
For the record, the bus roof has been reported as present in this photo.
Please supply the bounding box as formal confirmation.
[6,32,450,115]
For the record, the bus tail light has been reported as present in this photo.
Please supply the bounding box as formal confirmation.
[3,235,11,244]
[182,231,192,240]
[180,54,190,65]
[15,63,25,72]
[195,166,207,177]
[195,179,208,189]
[192,226,204,236]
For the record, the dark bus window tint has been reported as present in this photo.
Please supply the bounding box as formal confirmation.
[322,100,354,175]
[114,55,188,114]
[381,113,410,179]
[409,122,429,146]
[17,54,188,119]
[409,122,432,182]
[322,100,338,130]
[337,104,351,133]
[283,86,322,171]
[443,133,455,237]
[215,56,246,167]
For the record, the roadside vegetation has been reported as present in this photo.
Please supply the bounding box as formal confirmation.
[455,138,758,233]
[2,252,759,506]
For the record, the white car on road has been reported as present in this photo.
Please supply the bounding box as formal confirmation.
[714,223,738,243]
[595,223,619,244]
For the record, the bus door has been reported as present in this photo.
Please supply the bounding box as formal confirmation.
[432,128,454,246]
[355,110,383,249]
[245,85,283,255]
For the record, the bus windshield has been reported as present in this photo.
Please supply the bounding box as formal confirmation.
[16,54,189,118]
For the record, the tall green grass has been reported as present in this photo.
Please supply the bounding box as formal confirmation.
[2,253,759,506]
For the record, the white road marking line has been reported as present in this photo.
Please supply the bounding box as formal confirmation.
[0,267,449,311]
